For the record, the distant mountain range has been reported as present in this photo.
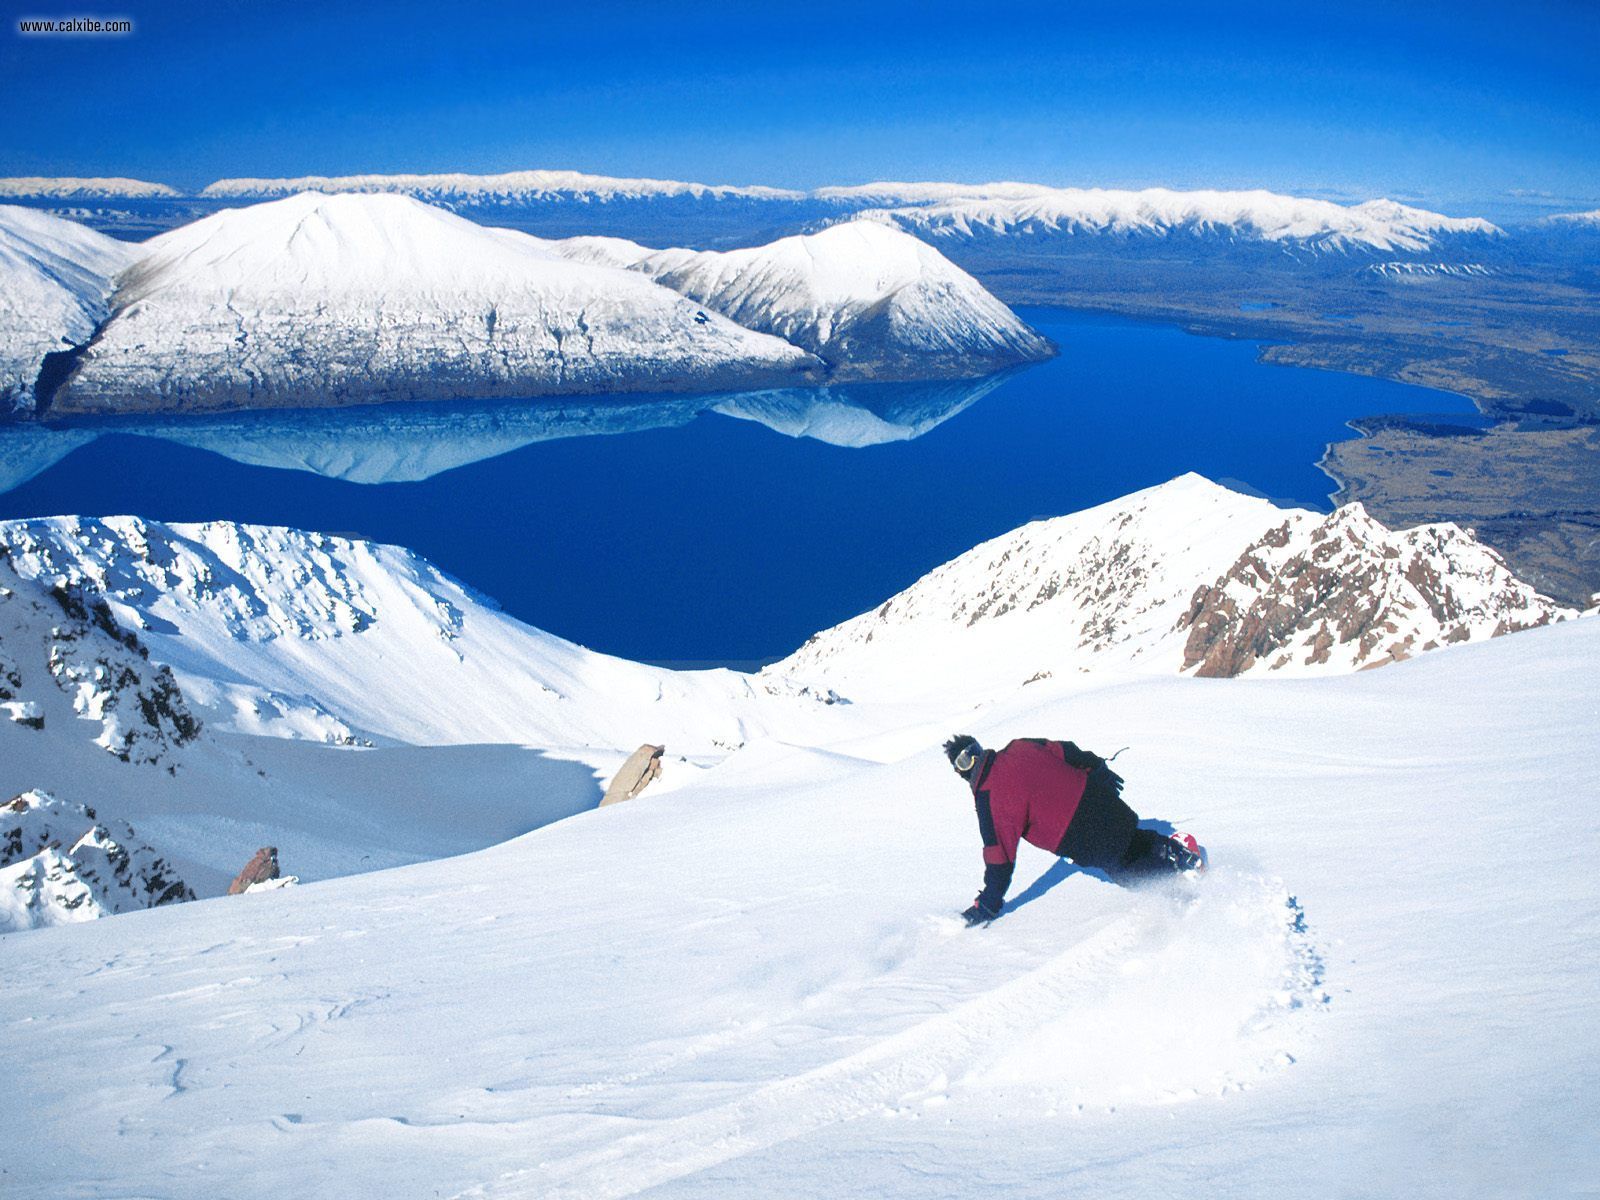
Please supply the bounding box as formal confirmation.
[6,170,1578,242]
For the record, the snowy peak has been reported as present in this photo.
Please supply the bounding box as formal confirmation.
[1178,503,1563,676]
[53,192,820,414]
[771,474,1574,701]
[555,219,1054,378]
[0,789,194,933]
[863,187,1502,253]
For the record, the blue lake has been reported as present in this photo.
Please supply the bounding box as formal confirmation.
[0,308,1477,665]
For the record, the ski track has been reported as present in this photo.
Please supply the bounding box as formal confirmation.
[458,872,1322,1200]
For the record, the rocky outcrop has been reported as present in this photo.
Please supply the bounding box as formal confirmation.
[228,846,280,894]
[769,475,1580,702]
[0,546,202,767]
[1178,504,1571,677]
[0,789,194,932]
[601,745,665,807]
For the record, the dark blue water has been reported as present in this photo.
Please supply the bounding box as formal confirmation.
[0,309,1477,665]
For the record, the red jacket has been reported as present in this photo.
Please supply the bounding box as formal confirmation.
[968,738,1137,914]
[973,738,1089,869]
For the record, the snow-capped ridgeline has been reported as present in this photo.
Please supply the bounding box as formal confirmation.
[201,169,806,203]
[0,204,137,413]
[1540,208,1600,226]
[861,189,1503,253]
[0,789,194,933]
[0,513,849,753]
[772,474,1573,701]
[50,192,821,414]
[1365,261,1496,279]
[188,172,1501,249]
[0,177,180,199]
[554,221,1054,376]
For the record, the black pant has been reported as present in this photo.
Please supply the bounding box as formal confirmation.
[1104,828,1197,886]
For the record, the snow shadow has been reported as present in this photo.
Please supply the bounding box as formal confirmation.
[1004,819,1180,912]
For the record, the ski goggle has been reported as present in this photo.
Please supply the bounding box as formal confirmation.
[954,746,979,773]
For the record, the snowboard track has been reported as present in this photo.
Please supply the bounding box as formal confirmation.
[456,871,1323,1200]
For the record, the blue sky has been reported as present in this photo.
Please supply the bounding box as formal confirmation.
[4,0,1598,219]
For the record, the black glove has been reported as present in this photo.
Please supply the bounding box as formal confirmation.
[961,900,1000,927]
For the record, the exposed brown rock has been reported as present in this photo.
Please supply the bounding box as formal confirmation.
[228,846,280,895]
[601,744,665,807]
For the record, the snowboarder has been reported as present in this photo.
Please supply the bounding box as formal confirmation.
[944,734,1205,927]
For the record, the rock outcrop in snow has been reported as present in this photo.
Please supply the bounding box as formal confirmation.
[0,789,194,932]
[860,188,1502,255]
[771,474,1573,701]
[1177,504,1562,676]
[51,192,821,414]
[0,546,202,765]
[0,204,136,414]
[554,221,1053,378]
[227,845,282,894]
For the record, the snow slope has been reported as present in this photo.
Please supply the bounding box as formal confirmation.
[863,188,1502,254]
[772,474,1573,702]
[52,192,820,414]
[0,204,136,413]
[0,534,693,893]
[2,616,1594,1198]
[554,221,1054,377]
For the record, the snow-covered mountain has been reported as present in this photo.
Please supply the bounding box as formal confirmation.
[554,221,1054,377]
[202,169,805,204]
[860,188,1503,255]
[772,474,1572,702]
[0,789,194,932]
[51,192,822,414]
[0,177,180,199]
[0,204,136,414]
[0,514,850,753]
[0,515,855,896]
